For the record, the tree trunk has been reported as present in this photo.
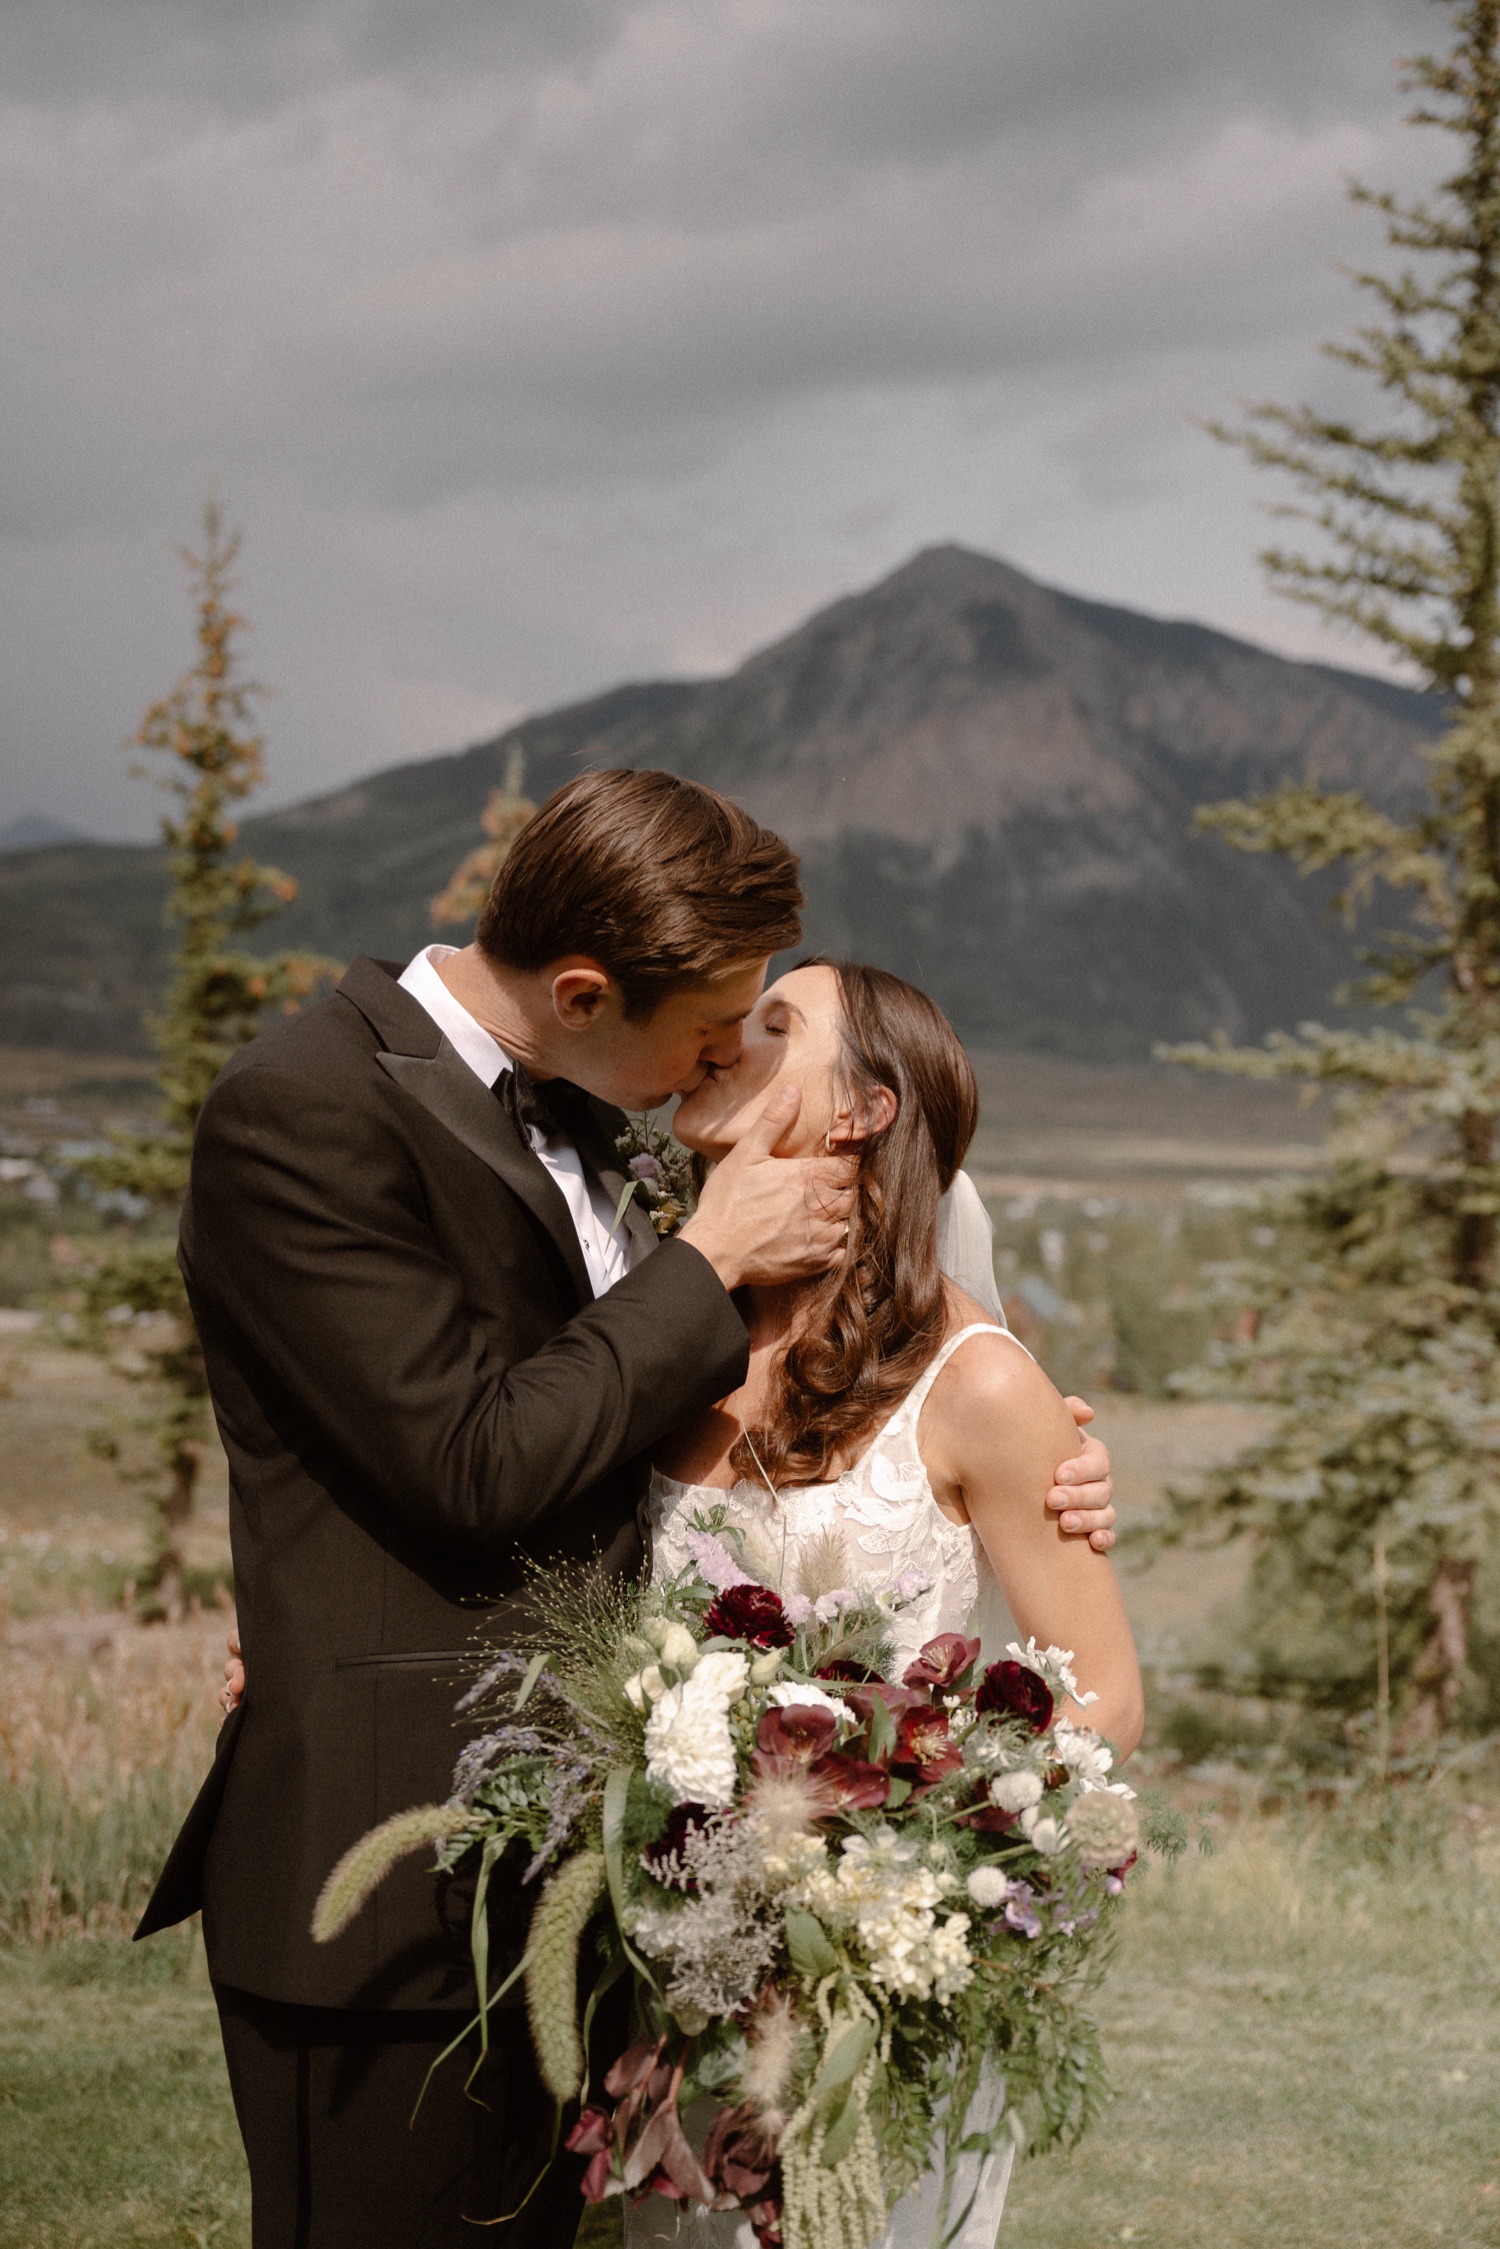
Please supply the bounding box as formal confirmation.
[1456,1108,1496,1292]
[141,1438,201,1623]
[1395,1555,1476,1746]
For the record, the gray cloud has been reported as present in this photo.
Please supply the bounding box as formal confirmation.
[0,0,1441,838]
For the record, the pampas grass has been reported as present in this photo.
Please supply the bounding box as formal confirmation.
[310,1803,473,1944]
[740,1989,804,2128]
[525,1849,606,2101]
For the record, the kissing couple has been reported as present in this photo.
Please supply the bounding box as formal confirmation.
[138,768,1140,2247]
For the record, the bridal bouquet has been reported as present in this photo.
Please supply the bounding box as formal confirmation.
[315,1528,1140,2249]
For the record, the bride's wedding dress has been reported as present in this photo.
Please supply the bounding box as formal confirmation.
[628,1317,1025,2249]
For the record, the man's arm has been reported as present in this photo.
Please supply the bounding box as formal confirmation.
[186,1061,750,1564]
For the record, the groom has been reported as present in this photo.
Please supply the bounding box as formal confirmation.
[138,768,1117,2248]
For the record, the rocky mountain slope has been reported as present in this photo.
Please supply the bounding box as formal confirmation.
[0,545,1440,1056]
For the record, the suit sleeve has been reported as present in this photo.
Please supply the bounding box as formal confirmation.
[182,1058,749,1563]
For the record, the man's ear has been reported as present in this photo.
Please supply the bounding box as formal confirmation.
[548,960,615,1029]
[830,1084,897,1146]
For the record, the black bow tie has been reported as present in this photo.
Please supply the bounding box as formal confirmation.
[496,1061,595,1146]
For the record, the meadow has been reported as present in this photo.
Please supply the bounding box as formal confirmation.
[3,1047,1496,2247]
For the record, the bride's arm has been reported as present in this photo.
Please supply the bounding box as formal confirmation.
[922,1337,1144,1756]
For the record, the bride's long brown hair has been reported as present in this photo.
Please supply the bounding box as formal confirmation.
[728,958,980,1491]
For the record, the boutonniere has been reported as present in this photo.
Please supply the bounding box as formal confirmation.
[611,1114,696,1238]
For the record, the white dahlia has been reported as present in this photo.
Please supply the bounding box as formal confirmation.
[643,1650,748,1806]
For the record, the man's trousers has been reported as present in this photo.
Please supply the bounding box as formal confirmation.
[214,1984,587,2249]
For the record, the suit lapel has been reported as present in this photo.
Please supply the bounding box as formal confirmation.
[375,1043,595,1305]
[341,954,659,1292]
[338,957,596,1306]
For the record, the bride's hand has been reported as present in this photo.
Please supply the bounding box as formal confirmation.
[1049,1399,1115,1551]
[219,1632,245,1719]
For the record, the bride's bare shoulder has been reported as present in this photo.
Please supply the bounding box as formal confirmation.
[929,1289,1076,1455]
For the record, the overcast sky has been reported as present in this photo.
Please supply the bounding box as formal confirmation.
[1,0,1440,839]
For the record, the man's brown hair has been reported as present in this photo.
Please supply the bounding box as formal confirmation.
[476,768,803,1017]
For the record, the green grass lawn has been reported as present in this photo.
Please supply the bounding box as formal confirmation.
[1006,1820,1500,2249]
[7,1818,1497,2249]
[0,1933,247,2249]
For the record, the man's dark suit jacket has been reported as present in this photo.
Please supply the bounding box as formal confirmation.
[136,956,749,2012]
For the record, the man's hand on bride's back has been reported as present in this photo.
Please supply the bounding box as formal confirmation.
[680,1082,855,1292]
[1050,1398,1116,1551]
[219,1632,245,1719]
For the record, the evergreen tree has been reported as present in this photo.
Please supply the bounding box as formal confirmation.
[429,745,535,929]
[1161,0,1500,1747]
[81,504,331,1618]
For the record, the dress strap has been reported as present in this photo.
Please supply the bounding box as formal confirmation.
[900,1321,1033,1431]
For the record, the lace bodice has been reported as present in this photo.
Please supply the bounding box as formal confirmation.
[648,1323,1026,1676]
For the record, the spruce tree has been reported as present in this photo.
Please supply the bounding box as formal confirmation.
[429,746,534,929]
[82,504,331,1618]
[1161,0,1500,1746]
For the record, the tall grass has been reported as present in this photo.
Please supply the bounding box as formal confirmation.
[0,1613,224,1943]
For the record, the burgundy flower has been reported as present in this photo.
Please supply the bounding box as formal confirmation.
[748,2198,784,2246]
[702,2103,779,2200]
[844,1683,924,1730]
[579,2148,614,2201]
[975,1659,1054,1732]
[755,1704,838,1766]
[810,1751,891,1810]
[815,1658,881,1683]
[962,1800,1020,1833]
[891,1705,964,1788]
[566,2108,615,2200]
[567,2108,612,2158]
[902,1633,981,1695]
[704,1583,795,1648]
[604,2037,670,2102]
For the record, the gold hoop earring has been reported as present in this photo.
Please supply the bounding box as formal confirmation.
[824,1129,836,1154]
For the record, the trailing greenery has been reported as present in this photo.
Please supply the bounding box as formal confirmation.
[1158,0,1500,1744]
[70,504,333,1617]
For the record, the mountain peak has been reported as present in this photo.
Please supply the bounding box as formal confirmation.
[0,544,1444,1060]
[0,813,90,856]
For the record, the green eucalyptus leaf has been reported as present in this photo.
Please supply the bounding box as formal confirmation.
[820,2084,864,2168]
[810,2018,876,2106]
[784,1906,839,1981]
[866,1694,897,1764]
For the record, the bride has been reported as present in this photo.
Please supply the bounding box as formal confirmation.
[631,956,1143,2248]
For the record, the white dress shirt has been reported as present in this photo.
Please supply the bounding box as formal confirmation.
[396,945,632,1297]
